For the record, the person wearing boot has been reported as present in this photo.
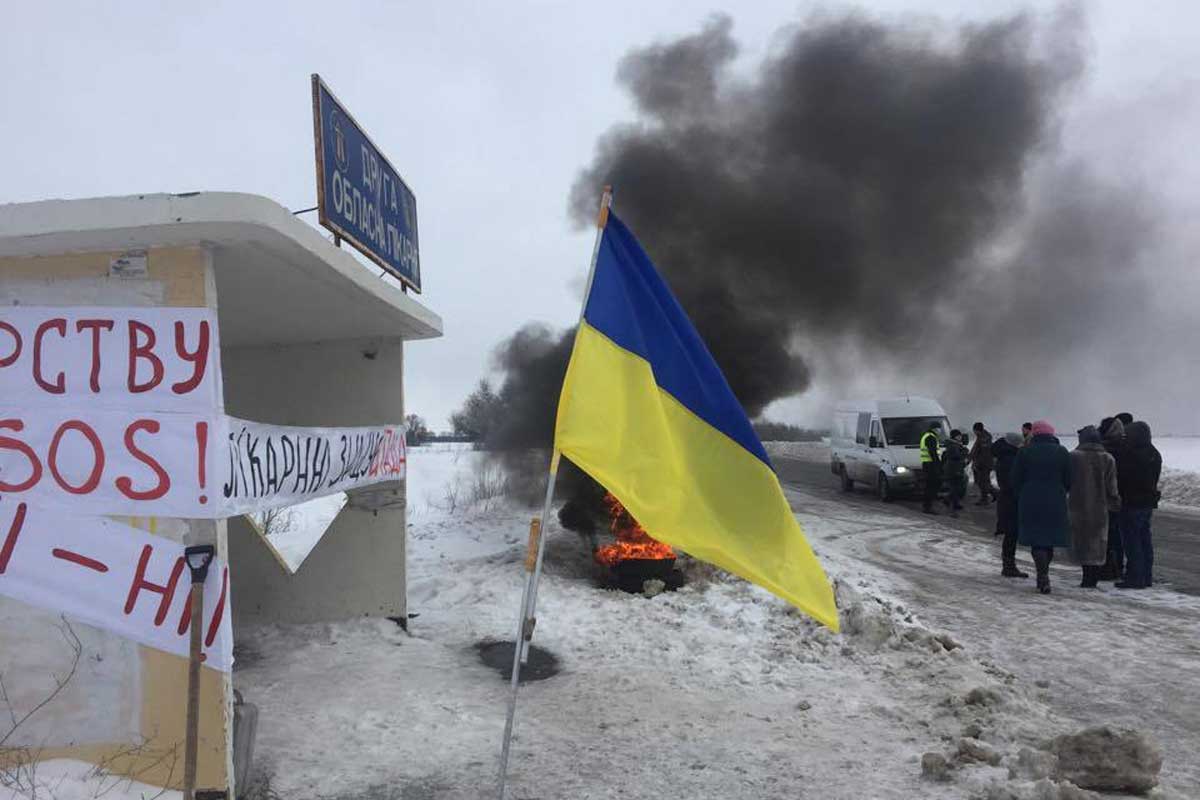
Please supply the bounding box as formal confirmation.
[1098,417,1126,581]
[969,422,997,504]
[1068,426,1119,588]
[943,430,969,516]
[920,421,943,515]
[1116,420,1162,589]
[991,431,1027,578]
[1012,420,1071,594]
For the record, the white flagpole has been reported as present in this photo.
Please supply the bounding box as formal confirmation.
[496,186,613,799]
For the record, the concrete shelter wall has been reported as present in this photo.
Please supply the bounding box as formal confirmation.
[0,247,232,794]
[220,338,407,624]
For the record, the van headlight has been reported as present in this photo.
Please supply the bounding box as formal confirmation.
[894,466,909,474]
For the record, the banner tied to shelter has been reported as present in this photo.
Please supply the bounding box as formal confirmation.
[0,305,406,664]
[0,307,406,518]
[0,498,234,671]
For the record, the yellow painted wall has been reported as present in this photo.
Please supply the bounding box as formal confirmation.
[0,246,231,794]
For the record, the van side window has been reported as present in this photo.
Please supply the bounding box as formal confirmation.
[856,413,871,445]
[871,419,883,446]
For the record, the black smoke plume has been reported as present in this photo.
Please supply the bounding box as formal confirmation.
[570,11,1080,394]
[471,7,1160,514]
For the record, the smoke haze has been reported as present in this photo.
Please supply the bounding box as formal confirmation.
[483,5,1176,452]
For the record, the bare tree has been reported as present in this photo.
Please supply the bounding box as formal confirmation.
[1,617,178,799]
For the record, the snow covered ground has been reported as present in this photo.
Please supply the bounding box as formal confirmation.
[1155,437,1200,473]
[0,759,180,800]
[231,445,1196,799]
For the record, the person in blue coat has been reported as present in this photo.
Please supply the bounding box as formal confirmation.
[1012,420,1072,594]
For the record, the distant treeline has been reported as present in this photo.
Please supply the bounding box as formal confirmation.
[752,421,828,442]
[422,433,476,444]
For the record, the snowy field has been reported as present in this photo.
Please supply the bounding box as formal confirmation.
[1154,437,1200,473]
[230,445,1198,799]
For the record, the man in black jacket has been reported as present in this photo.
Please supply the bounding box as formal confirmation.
[991,432,1028,578]
[1115,420,1162,589]
[969,422,997,504]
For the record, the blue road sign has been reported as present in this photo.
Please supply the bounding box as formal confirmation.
[312,75,421,292]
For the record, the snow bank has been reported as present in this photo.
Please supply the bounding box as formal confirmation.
[0,759,179,800]
[1159,467,1200,509]
[1156,436,1200,472]
[763,439,830,463]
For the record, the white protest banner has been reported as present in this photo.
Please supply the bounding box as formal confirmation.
[0,498,233,671]
[219,417,406,515]
[0,411,404,518]
[0,407,215,518]
[0,306,221,413]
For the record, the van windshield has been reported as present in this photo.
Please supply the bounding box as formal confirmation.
[882,417,947,447]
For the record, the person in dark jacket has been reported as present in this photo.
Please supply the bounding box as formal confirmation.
[943,430,969,515]
[1068,426,1120,588]
[1116,421,1162,589]
[969,422,997,504]
[1022,422,1034,446]
[1098,417,1126,580]
[1013,420,1071,594]
[1115,412,1134,427]
[991,431,1027,578]
[921,421,943,514]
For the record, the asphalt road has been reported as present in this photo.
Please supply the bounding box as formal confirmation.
[775,455,1200,596]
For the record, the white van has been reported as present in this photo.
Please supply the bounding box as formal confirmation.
[830,396,951,501]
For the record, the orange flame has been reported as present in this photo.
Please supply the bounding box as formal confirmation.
[594,493,676,566]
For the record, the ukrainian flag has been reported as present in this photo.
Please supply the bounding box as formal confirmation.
[555,210,839,631]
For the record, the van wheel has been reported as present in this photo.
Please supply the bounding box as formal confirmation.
[878,473,893,502]
[840,467,854,492]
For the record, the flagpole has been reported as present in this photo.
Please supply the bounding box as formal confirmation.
[496,186,613,800]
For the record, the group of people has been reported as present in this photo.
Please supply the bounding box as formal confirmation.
[919,414,1163,594]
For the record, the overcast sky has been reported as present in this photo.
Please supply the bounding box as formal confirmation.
[3,1,1198,432]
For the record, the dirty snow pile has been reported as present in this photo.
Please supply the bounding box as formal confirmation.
[1158,468,1200,509]
[227,445,1178,799]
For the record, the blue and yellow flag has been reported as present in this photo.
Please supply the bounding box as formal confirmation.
[555,211,839,631]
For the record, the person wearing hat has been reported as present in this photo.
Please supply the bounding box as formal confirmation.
[1116,420,1162,589]
[1012,420,1071,594]
[1098,416,1127,580]
[920,420,944,515]
[1068,426,1120,588]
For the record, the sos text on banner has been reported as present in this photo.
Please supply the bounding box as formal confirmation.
[0,306,221,413]
[0,498,233,671]
[0,408,216,518]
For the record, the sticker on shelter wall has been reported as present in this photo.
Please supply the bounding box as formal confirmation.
[0,409,404,518]
[0,306,221,413]
[0,498,233,671]
[109,251,149,279]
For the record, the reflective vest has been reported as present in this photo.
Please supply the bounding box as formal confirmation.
[920,431,940,463]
